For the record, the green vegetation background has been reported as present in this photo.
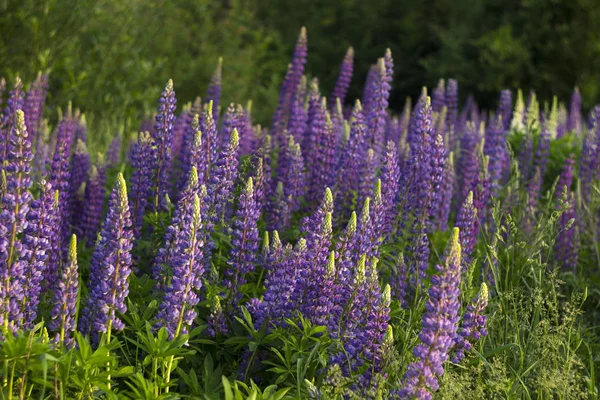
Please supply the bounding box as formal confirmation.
[1,0,600,125]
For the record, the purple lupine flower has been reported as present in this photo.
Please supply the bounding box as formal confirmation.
[33,119,50,180]
[23,73,49,147]
[171,106,192,170]
[49,234,79,347]
[206,58,222,123]
[82,163,107,245]
[474,155,491,227]
[456,191,477,269]
[351,197,377,265]
[335,100,366,217]
[178,116,204,192]
[398,228,462,400]
[579,109,599,202]
[201,101,219,180]
[329,211,357,334]
[524,167,543,233]
[272,28,307,143]
[106,132,122,167]
[283,136,306,212]
[208,128,240,224]
[380,141,401,235]
[155,192,205,338]
[296,189,333,321]
[312,110,337,199]
[261,238,306,328]
[534,119,551,181]
[70,139,91,234]
[366,58,391,150]
[0,78,25,162]
[49,140,71,249]
[518,128,534,183]
[555,191,579,272]
[391,252,408,306]
[267,181,291,232]
[55,110,77,153]
[432,79,445,113]
[19,180,58,329]
[225,177,260,307]
[252,157,267,211]
[303,80,324,196]
[330,47,354,110]
[358,148,377,212]
[436,152,454,231]
[152,169,201,289]
[80,173,133,339]
[430,134,446,226]
[206,295,228,337]
[152,79,177,212]
[567,87,582,134]
[288,76,308,143]
[220,103,239,147]
[0,110,34,330]
[457,122,480,205]
[484,115,507,189]
[556,156,575,204]
[498,90,512,131]
[129,132,156,239]
[452,282,488,363]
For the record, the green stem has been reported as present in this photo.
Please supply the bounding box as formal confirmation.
[164,306,186,393]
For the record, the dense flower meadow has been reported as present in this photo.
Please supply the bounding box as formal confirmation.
[0,28,599,399]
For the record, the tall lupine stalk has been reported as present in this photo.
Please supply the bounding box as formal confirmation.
[24,73,49,148]
[579,106,600,202]
[129,132,156,239]
[288,76,308,143]
[155,191,205,338]
[297,189,333,322]
[82,163,106,245]
[335,100,366,217]
[201,101,219,181]
[452,282,488,363]
[107,131,122,167]
[554,157,578,271]
[178,115,204,192]
[225,177,260,308]
[80,173,133,342]
[484,115,507,190]
[358,148,377,213]
[457,122,480,204]
[171,105,192,168]
[380,141,401,236]
[220,103,239,147]
[75,114,88,144]
[312,111,337,199]
[430,134,446,227]
[0,110,33,331]
[366,57,391,151]
[152,168,201,290]
[497,89,512,132]
[152,79,177,212]
[208,128,240,224]
[304,80,324,193]
[49,235,79,347]
[436,152,455,231]
[510,89,525,132]
[283,136,306,213]
[361,64,377,114]
[567,86,582,134]
[206,58,222,123]
[445,79,458,149]
[432,79,445,113]
[1,78,25,163]
[272,28,307,144]
[534,118,551,182]
[456,191,477,270]
[260,237,306,328]
[70,139,91,234]
[398,228,462,400]
[330,47,354,110]
[19,180,57,329]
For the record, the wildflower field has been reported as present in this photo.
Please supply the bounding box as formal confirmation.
[1,27,600,399]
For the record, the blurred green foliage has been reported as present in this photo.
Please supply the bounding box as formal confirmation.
[1,0,600,125]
